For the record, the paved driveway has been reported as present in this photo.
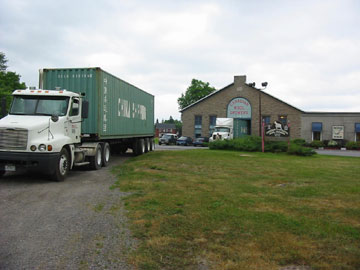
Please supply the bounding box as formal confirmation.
[316,149,360,157]
[0,154,136,270]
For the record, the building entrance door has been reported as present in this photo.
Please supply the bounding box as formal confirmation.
[234,119,251,138]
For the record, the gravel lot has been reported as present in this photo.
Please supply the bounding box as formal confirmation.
[0,153,136,270]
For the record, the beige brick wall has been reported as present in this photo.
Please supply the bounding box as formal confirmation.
[181,75,302,140]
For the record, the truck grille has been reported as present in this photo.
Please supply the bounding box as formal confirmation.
[0,128,28,150]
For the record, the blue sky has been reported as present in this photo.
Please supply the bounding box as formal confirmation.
[1,0,359,121]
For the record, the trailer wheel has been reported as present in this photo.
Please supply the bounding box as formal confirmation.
[102,142,110,167]
[141,139,145,154]
[90,144,102,170]
[144,138,149,153]
[52,148,70,182]
[133,139,144,156]
[149,138,154,151]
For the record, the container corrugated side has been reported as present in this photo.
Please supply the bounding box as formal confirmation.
[41,68,99,135]
[98,69,154,138]
[41,67,154,138]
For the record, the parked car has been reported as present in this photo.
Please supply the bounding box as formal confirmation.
[193,137,209,147]
[176,136,193,146]
[159,133,177,145]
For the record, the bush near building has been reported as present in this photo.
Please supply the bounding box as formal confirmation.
[209,136,316,156]
[346,141,360,150]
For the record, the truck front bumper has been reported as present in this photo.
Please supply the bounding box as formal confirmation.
[0,151,60,174]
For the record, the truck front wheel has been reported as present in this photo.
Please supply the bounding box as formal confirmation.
[90,144,102,170]
[52,148,70,182]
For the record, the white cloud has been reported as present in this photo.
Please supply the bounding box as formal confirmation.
[1,0,360,121]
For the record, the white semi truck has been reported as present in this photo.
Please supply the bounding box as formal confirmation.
[209,118,234,142]
[0,68,155,181]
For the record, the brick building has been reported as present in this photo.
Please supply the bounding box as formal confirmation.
[181,75,360,143]
[155,123,177,138]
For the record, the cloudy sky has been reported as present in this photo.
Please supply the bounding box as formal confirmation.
[1,0,359,121]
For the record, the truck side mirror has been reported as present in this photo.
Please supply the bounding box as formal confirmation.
[81,100,89,119]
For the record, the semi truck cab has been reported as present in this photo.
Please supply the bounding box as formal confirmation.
[0,88,90,181]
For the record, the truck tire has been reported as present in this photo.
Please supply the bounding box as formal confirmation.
[149,138,154,151]
[102,142,110,167]
[140,139,145,154]
[133,139,144,156]
[0,170,5,178]
[90,144,102,170]
[52,148,70,182]
[144,138,149,153]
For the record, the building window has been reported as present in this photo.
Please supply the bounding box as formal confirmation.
[278,115,287,126]
[312,122,322,141]
[262,115,270,125]
[209,115,216,136]
[194,115,202,138]
[356,123,360,141]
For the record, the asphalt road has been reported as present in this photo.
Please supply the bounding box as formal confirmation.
[315,149,360,157]
[0,153,136,270]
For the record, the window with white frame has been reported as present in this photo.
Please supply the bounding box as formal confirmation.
[356,123,360,141]
[312,122,322,141]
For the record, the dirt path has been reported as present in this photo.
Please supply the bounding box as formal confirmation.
[0,154,136,270]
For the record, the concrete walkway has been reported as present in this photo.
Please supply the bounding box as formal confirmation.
[316,149,360,157]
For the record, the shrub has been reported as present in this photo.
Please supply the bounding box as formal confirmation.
[264,141,288,153]
[287,144,317,156]
[292,138,306,146]
[310,140,324,148]
[328,140,338,147]
[209,139,230,150]
[345,141,360,150]
[209,136,262,152]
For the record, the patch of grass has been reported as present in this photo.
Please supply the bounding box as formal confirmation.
[112,150,360,270]
[93,203,104,213]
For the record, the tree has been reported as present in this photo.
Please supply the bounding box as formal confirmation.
[0,52,26,113]
[163,116,182,136]
[177,79,216,110]
[0,52,8,72]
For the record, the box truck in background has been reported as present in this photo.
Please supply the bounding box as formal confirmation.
[209,118,234,142]
[0,67,154,181]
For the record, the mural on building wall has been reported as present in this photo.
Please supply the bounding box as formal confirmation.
[227,97,251,119]
[265,121,290,137]
[332,125,344,139]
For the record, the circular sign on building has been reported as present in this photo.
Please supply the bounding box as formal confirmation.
[227,97,251,119]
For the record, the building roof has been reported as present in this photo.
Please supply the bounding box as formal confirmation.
[180,82,304,113]
[155,123,176,129]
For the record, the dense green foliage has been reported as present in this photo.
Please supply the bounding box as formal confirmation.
[177,78,216,110]
[310,140,324,148]
[209,136,316,156]
[287,143,317,156]
[346,141,360,150]
[0,52,26,112]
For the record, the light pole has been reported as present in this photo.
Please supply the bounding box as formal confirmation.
[259,82,268,136]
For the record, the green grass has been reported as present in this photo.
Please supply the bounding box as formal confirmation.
[112,150,360,270]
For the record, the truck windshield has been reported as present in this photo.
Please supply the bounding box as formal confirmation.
[214,127,230,133]
[10,96,70,116]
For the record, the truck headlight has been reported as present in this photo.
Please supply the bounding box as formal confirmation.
[39,144,47,151]
[30,145,37,151]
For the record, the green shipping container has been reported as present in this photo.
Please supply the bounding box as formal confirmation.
[40,67,154,139]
